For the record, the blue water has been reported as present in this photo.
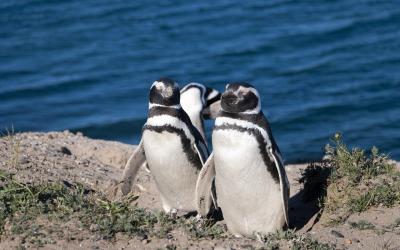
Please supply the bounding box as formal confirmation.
[1,0,399,163]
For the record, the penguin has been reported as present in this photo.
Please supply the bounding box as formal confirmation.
[119,78,212,215]
[140,82,219,174]
[180,82,221,141]
[195,82,289,237]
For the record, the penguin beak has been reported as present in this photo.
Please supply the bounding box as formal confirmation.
[221,91,240,112]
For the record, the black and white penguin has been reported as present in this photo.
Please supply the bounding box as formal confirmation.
[180,82,221,140]
[120,78,212,214]
[196,83,289,236]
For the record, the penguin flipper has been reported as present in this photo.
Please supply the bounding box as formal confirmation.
[194,140,209,165]
[120,139,146,195]
[269,147,290,227]
[195,152,216,217]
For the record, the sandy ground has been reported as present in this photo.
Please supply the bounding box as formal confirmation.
[0,131,399,249]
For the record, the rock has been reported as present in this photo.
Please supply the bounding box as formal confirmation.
[89,224,99,232]
[4,218,12,233]
[214,247,232,250]
[330,230,344,238]
[137,233,148,241]
[345,239,352,244]
[60,146,72,155]
[19,155,29,164]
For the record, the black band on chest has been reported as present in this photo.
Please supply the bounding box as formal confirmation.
[143,124,203,170]
[213,124,280,184]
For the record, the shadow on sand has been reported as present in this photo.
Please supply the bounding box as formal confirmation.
[288,164,332,231]
[288,189,321,231]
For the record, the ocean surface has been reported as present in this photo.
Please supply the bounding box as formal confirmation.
[1,0,399,163]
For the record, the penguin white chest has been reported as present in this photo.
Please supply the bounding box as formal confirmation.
[212,129,285,236]
[142,129,199,212]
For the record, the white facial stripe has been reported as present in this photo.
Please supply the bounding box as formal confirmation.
[206,89,219,101]
[151,81,162,89]
[226,86,261,114]
[244,87,261,114]
[234,87,244,95]
[151,81,173,98]
[151,80,179,90]
[242,101,261,114]
[146,115,194,143]
[149,103,181,109]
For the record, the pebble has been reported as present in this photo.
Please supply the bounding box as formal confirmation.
[89,224,100,232]
[4,219,12,232]
[19,155,29,164]
[345,239,352,244]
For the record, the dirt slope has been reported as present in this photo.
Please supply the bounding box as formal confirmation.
[0,131,399,249]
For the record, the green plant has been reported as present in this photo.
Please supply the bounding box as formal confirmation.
[259,229,334,250]
[349,220,375,230]
[0,171,227,244]
[300,133,400,224]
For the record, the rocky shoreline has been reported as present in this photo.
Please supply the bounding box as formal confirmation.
[1,131,399,249]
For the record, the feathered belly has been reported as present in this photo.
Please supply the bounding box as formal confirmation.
[142,130,199,211]
[213,129,284,236]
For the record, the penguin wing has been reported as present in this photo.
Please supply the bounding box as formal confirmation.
[268,146,290,227]
[195,152,216,216]
[194,139,209,165]
[120,139,146,195]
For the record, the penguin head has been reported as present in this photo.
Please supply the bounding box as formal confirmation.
[181,82,221,118]
[204,87,221,108]
[181,83,207,109]
[149,77,180,107]
[203,86,221,119]
[221,82,261,114]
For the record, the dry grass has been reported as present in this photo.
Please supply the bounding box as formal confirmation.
[0,132,226,248]
[0,171,226,246]
[300,133,400,224]
[259,229,335,250]
[1,131,336,249]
